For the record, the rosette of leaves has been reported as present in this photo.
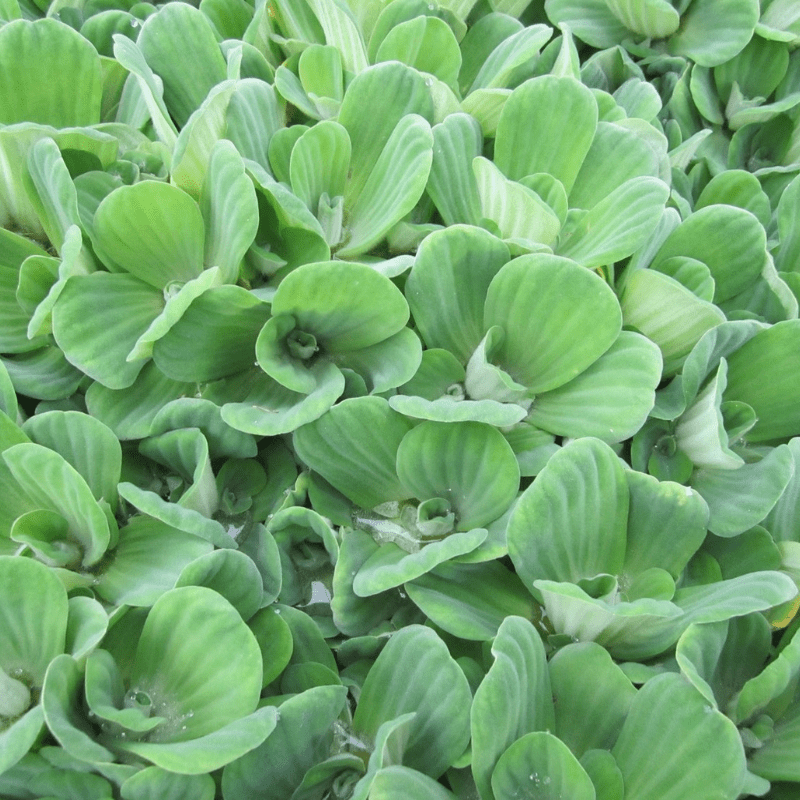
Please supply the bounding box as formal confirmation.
[188,255,417,440]
[545,0,760,69]
[272,60,434,258]
[41,586,278,775]
[400,225,663,443]
[0,556,108,776]
[47,142,265,391]
[427,63,671,264]
[467,615,749,800]
[293,396,520,609]
[0,406,241,608]
[647,614,800,795]
[632,320,800,537]
[255,258,419,397]
[223,625,471,799]
[687,33,800,133]
[115,406,264,546]
[1,409,119,578]
[506,437,798,660]
[620,197,793,369]
[0,17,125,239]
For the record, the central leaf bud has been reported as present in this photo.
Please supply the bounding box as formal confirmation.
[287,329,319,360]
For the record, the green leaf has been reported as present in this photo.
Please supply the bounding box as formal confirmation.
[426,113,483,227]
[335,327,422,395]
[49,265,155,386]
[175,550,263,621]
[470,616,554,800]
[651,205,767,303]
[376,16,461,89]
[112,35,178,149]
[0,705,45,776]
[622,470,708,580]
[22,410,121,512]
[527,331,662,442]
[249,605,292,687]
[0,360,16,421]
[473,156,562,248]
[396,420,519,530]
[0,19,102,127]
[544,0,631,50]
[214,362,345,437]
[691,444,795,536]
[95,517,213,607]
[668,0,760,67]
[331,528,402,637]
[139,427,218,518]
[568,121,663,211]
[51,270,159,386]
[271,261,409,353]
[549,642,636,758]
[201,139,259,285]
[369,766,458,800]
[3,443,111,568]
[620,268,726,376]
[695,169,772,228]
[748,700,800,781]
[604,0,679,37]
[137,2,227,127]
[406,225,509,362]
[494,75,598,192]
[289,120,351,214]
[558,177,669,268]
[674,621,729,708]
[93,181,205,289]
[84,648,164,734]
[468,24,552,92]
[41,654,116,765]
[24,138,82,256]
[729,617,800,724]
[338,114,432,258]
[298,43,343,103]
[352,529,487,596]
[484,254,621,393]
[352,625,471,779]
[764,438,800,542]
[220,685,348,800]
[389,395,527,427]
[152,285,271,383]
[117,482,233,550]
[225,80,284,173]
[674,360,743,470]
[120,767,216,800]
[673,570,798,627]
[405,560,538,641]
[508,437,628,586]
[258,316,326,393]
[612,673,747,799]
[0,556,68,686]
[150,397,258,460]
[491,731,596,800]
[128,586,262,742]
[117,706,278,775]
[338,62,433,208]
[293,396,415,509]
[85,362,192,441]
[724,320,800,442]
[12,509,76,568]
[305,0,368,74]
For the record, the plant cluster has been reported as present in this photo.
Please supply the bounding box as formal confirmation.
[2,0,800,797]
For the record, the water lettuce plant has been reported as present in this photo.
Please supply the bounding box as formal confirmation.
[3,0,800,798]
